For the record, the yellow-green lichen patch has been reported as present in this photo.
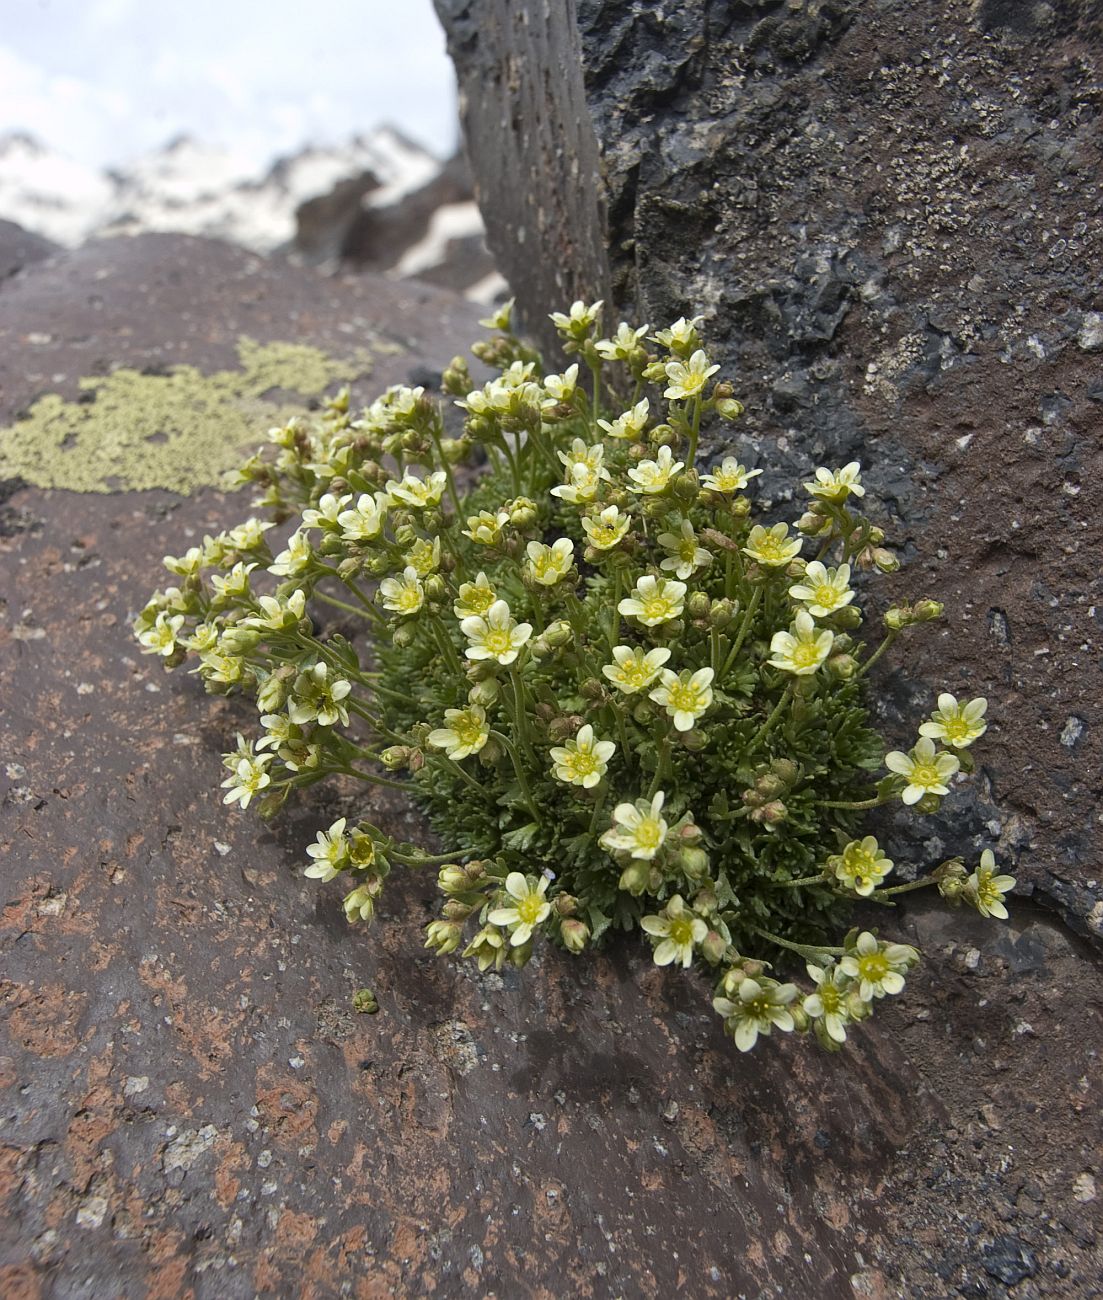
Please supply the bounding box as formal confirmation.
[0,338,371,494]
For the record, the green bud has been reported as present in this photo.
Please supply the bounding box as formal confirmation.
[560,919,590,953]
[832,605,863,630]
[352,988,379,1014]
[468,678,500,708]
[393,523,417,547]
[679,845,710,880]
[701,930,728,964]
[715,397,745,421]
[618,861,651,896]
[884,607,908,631]
[438,865,471,895]
[913,599,944,622]
[380,745,410,770]
[337,556,362,582]
[425,919,463,954]
[709,598,735,628]
[392,622,417,648]
[687,592,711,620]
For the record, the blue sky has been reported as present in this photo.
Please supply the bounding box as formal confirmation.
[0,0,459,166]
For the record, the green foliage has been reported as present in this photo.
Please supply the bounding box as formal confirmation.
[136,301,1015,1055]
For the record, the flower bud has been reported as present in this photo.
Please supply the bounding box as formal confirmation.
[352,987,379,1014]
[380,745,410,770]
[678,728,708,752]
[425,919,463,954]
[544,620,573,648]
[872,547,899,573]
[679,845,710,880]
[560,918,590,953]
[789,1005,810,1034]
[424,575,447,603]
[701,930,728,964]
[618,862,651,896]
[750,799,788,826]
[770,758,800,787]
[443,898,476,921]
[343,886,375,924]
[884,606,908,631]
[688,591,711,620]
[392,622,417,648]
[651,423,678,448]
[826,652,859,680]
[477,736,503,765]
[709,598,735,628]
[913,599,944,622]
[547,715,581,742]
[580,677,605,700]
[715,397,744,421]
[916,792,942,814]
[468,678,500,708]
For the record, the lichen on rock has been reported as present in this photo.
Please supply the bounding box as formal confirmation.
[0,337,369,494]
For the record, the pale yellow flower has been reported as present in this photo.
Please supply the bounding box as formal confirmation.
[919,694,988,749]
[713,977,798,1052]
[657,518,712,580]
[663,348,719,399]
[220,749,272,809]
[526,537,575,586]
[479,298,514,331]
[701,457,762,494]
[463,508,511,546]
[269,530,312,577]
[549,724,616,788]
[640,895,707,968]
[650,666,715,732]
[803,461,864,502]
[743,522,803,567]
[833,836,893,896]
[595,322,649,361]
[789,561,854,617]
[884,737,960,805]
[600,791,669,860]
[387,470,447,510]
[768,610,834,675]
[802,964,853,1044]
[597,398,649,440]
[627,445,684,494]
[405,536,442,577]
[582,505,632,550]
[302,492,351,531]
[304,818,350,882]
[461,599,533,665]
[427,704,491,761]
[968,849,1015,920]
[379,565,425,617]
[488,872,552,946]
[541,364,580,406]
[618,574,686,627]
[602,645,672,694]
[550,299,603,336]
[839,932,918,1001]
[652,315,703,353]
[453,571,497,620]
[138,611,184,657]
[337,492,387,543]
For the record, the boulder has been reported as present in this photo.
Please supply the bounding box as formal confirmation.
[0,217,59,283]
[435,0,1103,939]
[0,232,1100,1296]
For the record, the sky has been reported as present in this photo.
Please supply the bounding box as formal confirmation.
[0,0,459,167]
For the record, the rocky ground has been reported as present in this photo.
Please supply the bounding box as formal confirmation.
[0,234,1100,1297]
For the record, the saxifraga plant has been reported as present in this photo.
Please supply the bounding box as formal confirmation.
[135,300,1015,1053]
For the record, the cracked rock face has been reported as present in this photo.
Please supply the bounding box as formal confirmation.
[439,0,1103,938]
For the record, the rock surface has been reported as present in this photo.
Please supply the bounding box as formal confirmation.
[0,234,1101,1297]
[436,0,1103,938]
[0,219,59,284]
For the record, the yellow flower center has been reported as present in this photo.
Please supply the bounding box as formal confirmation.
[454,717,484,747]
[813,583,840,608]
[635,817,663,850]
[910,762,940,788]
[669,682,702,711]
[484,629,513,657]
[792,641,822,668]
[820,985,842,1014]
[668,916,695,947]
[642,596,673,621]
[857,953,889,983]
[463,588,494,614]
[757,540,784,563]
[568,752,598,777]
[715,472,739,491]
[593,525,618,545]
[517,895,545,926]
[943,717,971,742]
[397,588,422,613]
[678,540,697,562]
[618,663,649,689]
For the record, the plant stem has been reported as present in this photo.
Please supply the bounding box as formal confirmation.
[720,585,761,678]
[872,877,938,899]
[748,924,845,961]
[686,394,703,469]
[491,729,542,824]
[313,589,377,624]
[775,873,830,889]
[857,629,899,678]
[813,793,890,811]
[745,681,794,756]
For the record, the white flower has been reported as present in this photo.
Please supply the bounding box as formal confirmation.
[269,530,312,577]
[713,977,798,1052]
[968,849,1016,920]
[803,461,865,502]
[220,748,272,809]
[209,561,257,602]
[595,322,649,361]
[663,348,719,399]
[138,611,184,657]
[246,589,306,632]
[405,536,442,577]
[640,895,707,968]
[839,932,918,1001]
[304,818,350,881]
[833,836,893,896]
[743,522,802,567]
[302,492,351,531]
[657,518,712,580]
[650,666,715,732]
[550,462,605,505]
[618,574,686,627]
[549,724,616,788]
[701,457,761,494]
[257,712,297,752]
[462,508,511,545]
[337,493,387,543]
[525,537,575,586]
[550,299,603,336]
[387,471,447,510]
[479,298,514,331]
[919,693,988,749]
[541,364,580,406]
[789,561,854,617]
[379,566,425,616]
[602,644,672,694]
[427,705,491,761]
[884,736,960,805]
[768,610,834,675]
[582,505,632,551]
[652,316,703,353]
[453,571,497,620]
[802,964,853,1044]
[461,599,533,666]
[288,662,352,728]
[600,792,669,860]
[627,445,683,494]
[597,398,649,440]
[488,872,552,946]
